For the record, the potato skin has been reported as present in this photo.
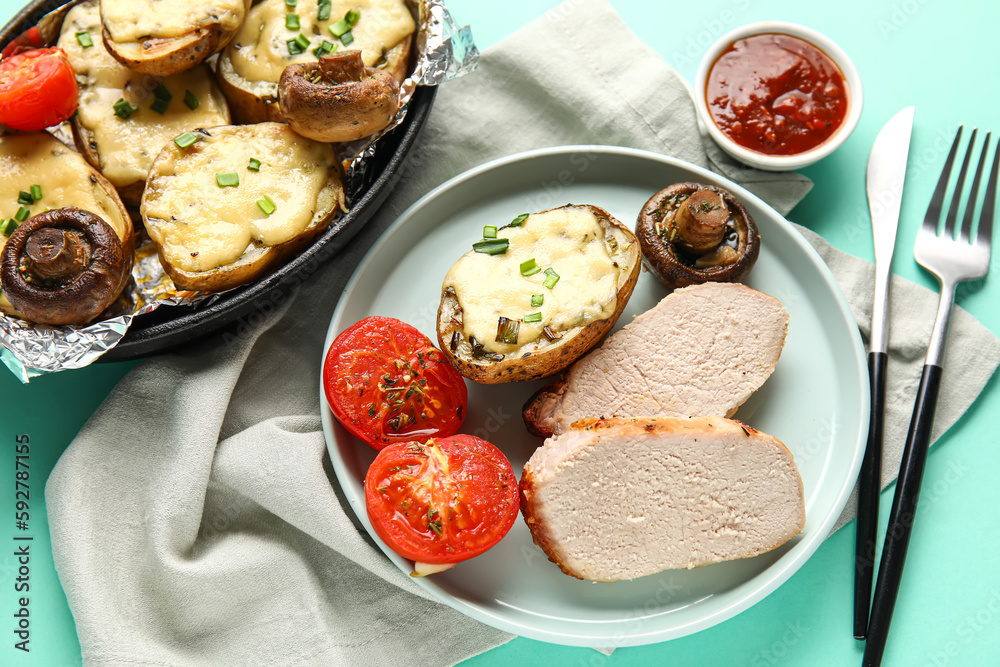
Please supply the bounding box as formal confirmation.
[159,223,330,292]
[101,0,251,76]
[436,204,641,385]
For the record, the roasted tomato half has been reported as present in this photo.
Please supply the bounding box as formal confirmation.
[365,435,520,566]
[323,316,468,450]
[0,47,78,131]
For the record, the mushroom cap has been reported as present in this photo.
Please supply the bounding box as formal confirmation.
[0,207,129,325]
[278,50,401,143]
[635,182,760,290]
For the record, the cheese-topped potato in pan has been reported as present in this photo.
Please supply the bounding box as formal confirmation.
[140,122,346,292]
[0,132,133,324]
[437,205,641,384]
[100,0,250,75]
[58,0,231,206]
[217,0,414,123]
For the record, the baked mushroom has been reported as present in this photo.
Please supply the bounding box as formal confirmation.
[1,208,130,326]
[635,183,760,290]
[278,50,400,143]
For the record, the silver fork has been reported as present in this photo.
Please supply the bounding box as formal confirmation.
[863,127,999,666]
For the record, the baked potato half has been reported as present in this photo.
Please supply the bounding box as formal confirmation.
[0,132,133,324]
[437,204,641,384]
[58,0,232,206]
[140,122,346,292]
[217,0,415,124]
[100,0,251,76]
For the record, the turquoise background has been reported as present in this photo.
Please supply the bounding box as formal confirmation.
[1,0,999,665]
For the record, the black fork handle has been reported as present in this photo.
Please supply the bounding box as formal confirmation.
[862,363,943,666]
[854,351,888,639]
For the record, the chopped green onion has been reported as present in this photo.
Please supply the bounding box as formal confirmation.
[339,30,354,46]
[524,312,542,323]
[174,131,199,149]
[495,317,519,345]
[519,258,540,276]
[329,18,350,37]
[216,172,240,188]
[0,219,18,236]
[284,0,296,6]
[509,213,529,227]
[257,195,276,215]
[30,185,41,201]
[75,31,93,48]
[285,13,300,30]
[153,84,172,102]
[543,268,560,289]
[248,157,262,172]
[317,2,331,20]
[543,326,562,341]
[113,98,138,119]
[346,8,361,24]
[472,238,509,255]
[14,206,30,222]
[483,225,497,239]
[150,97,169,114]
[531,294,544,307]
[287,34,310,55]
[313,40,337,57]
[17,191,33,206]
[183,90,199,110]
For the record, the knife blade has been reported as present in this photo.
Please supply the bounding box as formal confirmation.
[854,106,915,639]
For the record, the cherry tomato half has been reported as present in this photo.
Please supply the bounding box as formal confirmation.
[323,316,467,450]
[0,47,78,131]
[365,435,520,565]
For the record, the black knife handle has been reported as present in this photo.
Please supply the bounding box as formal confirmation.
[854,351,888,639]
[863,363,943,666]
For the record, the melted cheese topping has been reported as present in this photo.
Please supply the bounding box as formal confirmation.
[141,124,337,273]
[58,1,230,188]
[0,132,129,313]
[101,0,246,43]
[226,0,414,85]
[443,208,623,354]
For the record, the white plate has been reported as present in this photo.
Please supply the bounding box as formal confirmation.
[320,145,869,647]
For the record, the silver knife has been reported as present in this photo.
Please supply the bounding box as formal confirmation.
[854,106,915,639]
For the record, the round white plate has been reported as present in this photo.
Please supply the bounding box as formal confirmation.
[320,145,869,647]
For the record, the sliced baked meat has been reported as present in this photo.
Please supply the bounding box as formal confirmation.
[520,416,805,582]
[522,282,788,437]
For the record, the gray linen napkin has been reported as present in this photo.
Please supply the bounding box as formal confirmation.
[45,0,999,664]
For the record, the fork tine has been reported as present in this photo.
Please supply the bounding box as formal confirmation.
[924,126,963,235]
[959,131,990,243]
[978,134,999,251]
[943,128,977,239]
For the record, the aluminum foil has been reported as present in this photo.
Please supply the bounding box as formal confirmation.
[0,0,479,383]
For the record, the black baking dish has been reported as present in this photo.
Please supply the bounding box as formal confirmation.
[0,0,435,360]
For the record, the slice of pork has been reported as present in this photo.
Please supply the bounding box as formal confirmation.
[522,283,789,437]
[520,416,805,582]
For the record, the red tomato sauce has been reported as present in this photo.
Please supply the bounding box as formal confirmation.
[705,33,848,156]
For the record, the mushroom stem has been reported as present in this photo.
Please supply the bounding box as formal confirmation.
[24,227,91,282]
[671,189,729,253]
[318,51,365,82]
